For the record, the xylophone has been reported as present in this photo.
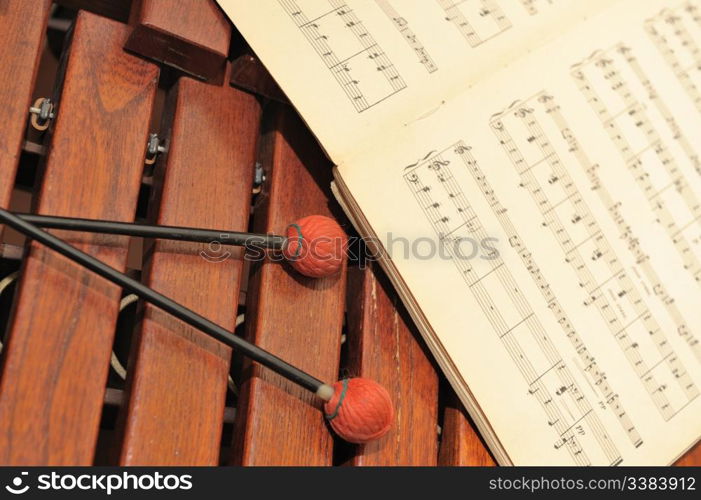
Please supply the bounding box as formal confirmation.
[0,0,697,466]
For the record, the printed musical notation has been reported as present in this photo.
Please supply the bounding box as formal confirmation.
[279,0,407,112]
[519,0,555,16]
[404,146,622,465]
[617,44,701,179]
[646,2,701,115]
[490,95,700,422]
[436,0,512,47]
[457,143,643,448]
[572,46,701,286]
[375,0,438,74]
[543,94,701,366]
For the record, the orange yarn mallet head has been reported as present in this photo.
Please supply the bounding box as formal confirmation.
[0,209,392,446]
[323,378,394,444]
[283,215,347,278]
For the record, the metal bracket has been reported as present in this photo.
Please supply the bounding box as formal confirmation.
[29,98,55,131]
[252,162,266,194]
[144,133,167,165]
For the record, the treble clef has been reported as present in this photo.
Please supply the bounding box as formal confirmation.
[429,159,449,171]
[454,144,471,155]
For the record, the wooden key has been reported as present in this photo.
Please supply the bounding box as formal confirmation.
[230,49,289,104]
[0,11,158,465]
[55,0,132,22]
[126,0,231,82]
[231,104,345,465]
[345,265,439,465]
[676,442,701,466]
[0,1,51,217]
[438,392,496,466]
[117,76,261,465]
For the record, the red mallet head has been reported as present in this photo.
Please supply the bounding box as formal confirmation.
[283,215,347,278]
[322,378,394,444]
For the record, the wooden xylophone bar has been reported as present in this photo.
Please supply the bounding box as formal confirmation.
[0,0,696,466]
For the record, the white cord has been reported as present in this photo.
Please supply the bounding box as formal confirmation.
[227,313,246,396]
[110,300,245,396]
[0,272,19,354]
[110,294,139,380]
[0,272,18,298]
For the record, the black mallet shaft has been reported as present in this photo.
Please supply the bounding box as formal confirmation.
[0,208,333,400]
[14,213,286,249]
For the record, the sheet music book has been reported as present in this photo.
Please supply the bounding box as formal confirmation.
[218,0,701,465]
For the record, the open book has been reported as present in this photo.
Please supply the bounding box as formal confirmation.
[219,0,701,465]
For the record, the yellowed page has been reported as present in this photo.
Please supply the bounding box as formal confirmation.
[337,0,701,465]
[219,0,612,163]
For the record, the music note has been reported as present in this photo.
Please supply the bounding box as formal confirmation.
[404,140,623,465]
[435,0,512,47]
[574,40,701,313]
[498,88,699,427]
[519,0,557,16]
[279,0,407,113]
[375,0,438,73]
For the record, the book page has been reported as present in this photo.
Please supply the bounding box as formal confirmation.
[219,0,612,163]
[336,0,701,465]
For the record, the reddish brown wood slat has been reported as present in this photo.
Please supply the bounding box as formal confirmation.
[231,104,345,465]
[0,0,51,212]
[676,443,701,466]
[230,52,289,104]
[436,397,701,466]
[118,77,261,465]
[55,0,132,22]
[345,265,439,465]
[438,393,495,466]
[0,12,158,465]
[126,0,230,82]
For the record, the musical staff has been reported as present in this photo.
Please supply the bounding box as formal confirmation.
[490,95,699,421]
[572,46,701,286]
[404,146,622,465]
[455,142,642,448]
[375,0,438,74]
[279,0,407,112]
[547,103,701,367]
[646,2,701,116]
[436,0,512,47]
[618,44,701,180]
[519,0,556,16]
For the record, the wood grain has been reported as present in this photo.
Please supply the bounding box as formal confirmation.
[118,76,260,465]
[438,391,700,466]
[230,52,288,104]
[0,12,158,465]
[126,0,230,82]
[345,265,439,465]
[55,0,132,22]
[436,393,701,466]
[0,0,51,213]
[438,392,495,466]
[230,104,345,465]
[676,442,701,466]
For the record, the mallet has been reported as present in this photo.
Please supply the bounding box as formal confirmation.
[0,208,392,444]
[12,213,346,279]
